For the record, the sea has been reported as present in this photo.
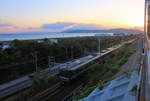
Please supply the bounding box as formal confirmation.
[0,33,95,41]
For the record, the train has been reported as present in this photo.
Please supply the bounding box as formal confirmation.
[59,46,120,82]
[59,55,96,82]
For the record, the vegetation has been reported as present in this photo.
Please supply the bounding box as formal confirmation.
[131,85,137,92]
[31,75,58,92]
[5,75,59,101]
[0,35,130,84]
[74,42,136,100]
[3,35,136,101]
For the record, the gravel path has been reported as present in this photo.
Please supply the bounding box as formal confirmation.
[114,38,143,77]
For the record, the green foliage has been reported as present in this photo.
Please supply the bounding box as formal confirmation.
[0,36,126,84]
[131,85,137,92]
[97,80,104,90]
[73,41,136,100]
[6,75,59,101]
[31,75,58,92]
[74,85,97,100]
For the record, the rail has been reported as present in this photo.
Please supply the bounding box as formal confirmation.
[0,39,135,100]
[61,83,84,101]
[0,77,32,99]
[29,82,62,101]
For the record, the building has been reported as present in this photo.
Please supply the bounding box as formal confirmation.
[0,44,10,50]
[95,33,114,36]
[37,38,58,44]
[49,39,58,44]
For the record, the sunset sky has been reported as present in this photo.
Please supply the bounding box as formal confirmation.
[0,0,145,33]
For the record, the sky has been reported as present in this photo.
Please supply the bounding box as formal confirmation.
[0,0,145,33]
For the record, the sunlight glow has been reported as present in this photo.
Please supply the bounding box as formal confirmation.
[0,0,145,33]
[129,15,144,27]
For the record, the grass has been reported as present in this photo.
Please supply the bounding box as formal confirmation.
[73,42,136,100]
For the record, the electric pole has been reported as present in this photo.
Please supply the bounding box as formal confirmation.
[98,37,101,54]
[71,46,74,59]
[66,47,68,58]
[84,48,86,56]
[48,56,56,68]
[34,51,38,72]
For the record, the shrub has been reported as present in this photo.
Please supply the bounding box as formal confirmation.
[73,41,136,100]
[97,80,104,90]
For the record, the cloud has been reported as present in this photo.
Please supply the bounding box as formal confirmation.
[0,22,105,33]
[41,22,76,29]
[27,22,76,30]
[0,24,11,27]
[27,22,104,31]
[0,24,51,33]
[27,27,41,30]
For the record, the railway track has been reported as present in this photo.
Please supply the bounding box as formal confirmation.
[0,67,60,100]
[0,76,32,99]
[32,41,136,101]
[0,40,135,100]
[29,82,62,101]
[29,77,87,101]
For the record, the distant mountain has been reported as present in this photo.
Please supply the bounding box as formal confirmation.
[63,28,143,34]
[0,28,143,35]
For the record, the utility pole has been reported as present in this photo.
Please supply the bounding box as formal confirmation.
[34,51,38,72]
[48,56,56,68]
[63,33,64,38]
[121,36,123,43]
[66,47,68,58]
[98,37,101,54]
[48,56,50,68]
[84,48,86,56]
[71,46,74,59]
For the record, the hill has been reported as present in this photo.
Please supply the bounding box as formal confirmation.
[63,28,143,34]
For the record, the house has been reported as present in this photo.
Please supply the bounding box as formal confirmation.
[1,44,10,50]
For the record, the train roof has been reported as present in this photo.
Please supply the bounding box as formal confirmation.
[61,55,95,71]
[66,44,122,71]
[59,44,122,72]
[69,54,101,71]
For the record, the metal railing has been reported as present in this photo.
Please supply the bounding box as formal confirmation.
[138,0,150,100]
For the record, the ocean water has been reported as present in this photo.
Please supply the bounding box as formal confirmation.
[0,33,95,41]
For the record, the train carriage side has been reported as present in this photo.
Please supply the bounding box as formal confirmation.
[144,1,150,100]
[59,46,120,82]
